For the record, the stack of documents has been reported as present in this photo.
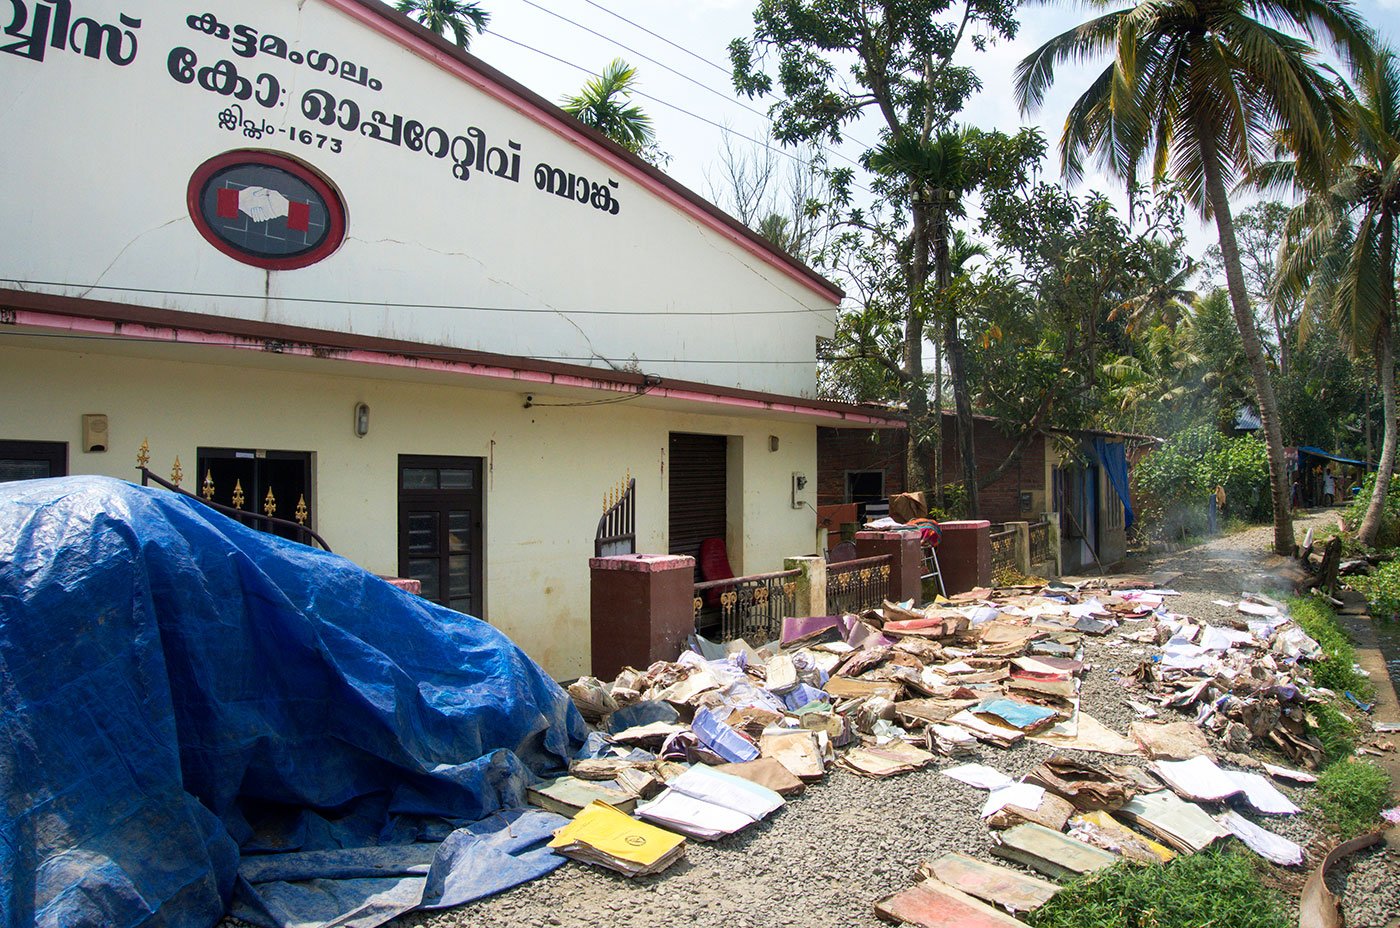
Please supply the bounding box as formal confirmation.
[548,800,685,877]
[634,764,785,840]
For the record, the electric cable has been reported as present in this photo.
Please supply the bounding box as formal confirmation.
[0,279,837,318]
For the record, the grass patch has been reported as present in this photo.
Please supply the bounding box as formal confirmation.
[1310,701,1359,765]
[1287,596,1373,698]
[1026,846,1288,928]
[1311,760,1392,838]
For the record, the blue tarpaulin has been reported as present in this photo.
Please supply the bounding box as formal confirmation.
[1297,445,1376,469]
[0,476,586,928]
[1093,438,1135,532]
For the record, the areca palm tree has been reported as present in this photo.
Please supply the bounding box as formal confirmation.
[869,130,983,512]
[395,0,489,51]
[1277,47,1399,547]
[1015,0,1375,555]
[560,59,657,156]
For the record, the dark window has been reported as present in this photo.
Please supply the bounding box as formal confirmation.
[0,440,67,483]
[845,470,885,504]
[398,456,484,617]
[196,447,312,540]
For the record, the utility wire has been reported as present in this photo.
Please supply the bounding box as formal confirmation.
[492,30,874,196]
[580,0,730,76]
[0,279,836,318]
[0,329,827,365]
[575,0,881,153]
[518,0,871,175]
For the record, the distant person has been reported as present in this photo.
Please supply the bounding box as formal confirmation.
[1323,468,1336,506]
[1291,476,1302,511]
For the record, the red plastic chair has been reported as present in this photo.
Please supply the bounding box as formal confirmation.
[698,537,734,606]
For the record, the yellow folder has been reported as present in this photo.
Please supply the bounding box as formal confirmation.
[549,800,684,866]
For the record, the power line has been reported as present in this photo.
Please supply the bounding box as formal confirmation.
[0,328,826,364]
[518,0,869,176]
[579,0,732,77]
[0,279,836,318]
[569,0,881,154]
[492,30,874,196]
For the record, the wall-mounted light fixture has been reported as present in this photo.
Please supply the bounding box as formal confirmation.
[354,402,370,437]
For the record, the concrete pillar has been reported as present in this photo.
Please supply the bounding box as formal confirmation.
[938,520,991,595]
[784,555,827,617]
[1045,513,1063,576]
[589,554,695,680]
[853,531,924,605]
[1006,521,1031,574]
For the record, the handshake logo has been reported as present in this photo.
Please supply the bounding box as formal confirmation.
[215,186,312,232]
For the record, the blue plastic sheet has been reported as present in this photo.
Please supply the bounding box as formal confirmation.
[1093,437,1135,532]
[0,477,586,928]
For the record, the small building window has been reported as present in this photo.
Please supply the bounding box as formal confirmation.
[845,470,885,504]
[0,440,68,483]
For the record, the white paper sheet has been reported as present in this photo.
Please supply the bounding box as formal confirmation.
[634,789,754,840]
[1151,756,1244,802]
[1224,770,1301,815]
[943,763,1014,790]
[1217,810,1304,865]
[982,783,1046,819]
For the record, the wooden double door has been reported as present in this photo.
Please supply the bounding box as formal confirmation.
[397,455,483,617]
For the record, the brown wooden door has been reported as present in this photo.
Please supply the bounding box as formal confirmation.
[398,455,483,617]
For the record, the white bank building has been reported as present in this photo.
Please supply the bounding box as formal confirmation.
[0,0,898,678]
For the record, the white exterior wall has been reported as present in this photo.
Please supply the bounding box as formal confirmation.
[0,0,835,396]
[0,340,822,678]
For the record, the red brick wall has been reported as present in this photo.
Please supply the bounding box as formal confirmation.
[818,417,1046,524]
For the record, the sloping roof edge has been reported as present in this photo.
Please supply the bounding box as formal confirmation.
[325,0,845,306]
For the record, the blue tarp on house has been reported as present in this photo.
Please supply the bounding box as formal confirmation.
[0,476,586,928]
[1093,437,1135,532]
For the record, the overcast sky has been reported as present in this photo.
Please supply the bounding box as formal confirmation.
[457,0,1398,268]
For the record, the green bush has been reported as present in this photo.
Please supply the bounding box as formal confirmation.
[1027,846,1288,928]
[1312,760,1392,838]
[927,482,968,521]
[1342,473,1400,550]
[1133,426,1272,541]
[1347,559,1400,622]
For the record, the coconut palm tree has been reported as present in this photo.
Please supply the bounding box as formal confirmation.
[1110,248,1196,334]
[395,0,489,51]
[1277,47,1399,548]
[560,59,657,156]
[1015,0,1375,555]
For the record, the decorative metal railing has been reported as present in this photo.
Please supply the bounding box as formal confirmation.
[694,569,799,643]
[595,474,636,557]
[135,441,330,552]
[989,527,1019,586]
[1029,520,1051,567]
[826,554,891,614]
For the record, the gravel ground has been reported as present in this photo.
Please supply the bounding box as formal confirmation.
[225,510,1400,928]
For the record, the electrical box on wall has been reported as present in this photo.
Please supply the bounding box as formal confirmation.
[791,471,807,509]
[81,414,108,453]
